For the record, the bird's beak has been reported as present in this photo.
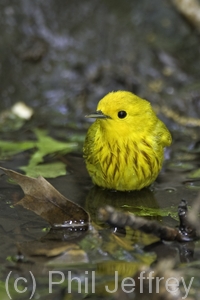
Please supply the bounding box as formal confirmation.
[85,110,110,119]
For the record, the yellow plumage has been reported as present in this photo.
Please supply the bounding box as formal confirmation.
[83,91,172,191]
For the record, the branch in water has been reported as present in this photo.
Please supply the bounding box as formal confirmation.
[99,200,197,242]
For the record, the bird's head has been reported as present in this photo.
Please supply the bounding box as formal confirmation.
[85,91,156,135]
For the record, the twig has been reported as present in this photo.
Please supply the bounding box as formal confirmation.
[171,0,200,33]
[98,200,197,242]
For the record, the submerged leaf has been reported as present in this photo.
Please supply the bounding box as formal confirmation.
[31,129,77,164]
[0,280,20,300]
[123,206,179,221]
[188,168,200,179]
[167,161,196,172]
[0,140,35,158]
[184,180,200,190]
[20,161,67,178]
[97,254,155,277]
[0,128,78,177]
[20,129,78,177]
[0,167,89,229]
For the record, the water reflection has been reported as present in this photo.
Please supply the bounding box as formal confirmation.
[85,186,159,226]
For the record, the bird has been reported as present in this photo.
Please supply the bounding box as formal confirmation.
[83,91,172,191]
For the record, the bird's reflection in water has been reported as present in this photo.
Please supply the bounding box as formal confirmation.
[86,185,159,224]
[85,186,160,247]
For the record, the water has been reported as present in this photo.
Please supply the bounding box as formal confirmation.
[1,0,200,299]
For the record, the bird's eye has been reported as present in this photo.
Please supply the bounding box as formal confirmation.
[118,111,127,119]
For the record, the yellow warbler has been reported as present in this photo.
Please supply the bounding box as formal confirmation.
[83,91,172,191]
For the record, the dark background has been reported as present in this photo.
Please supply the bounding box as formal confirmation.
[1,0,200,128]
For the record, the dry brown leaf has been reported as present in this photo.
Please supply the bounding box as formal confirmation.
[0,167,89,229]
